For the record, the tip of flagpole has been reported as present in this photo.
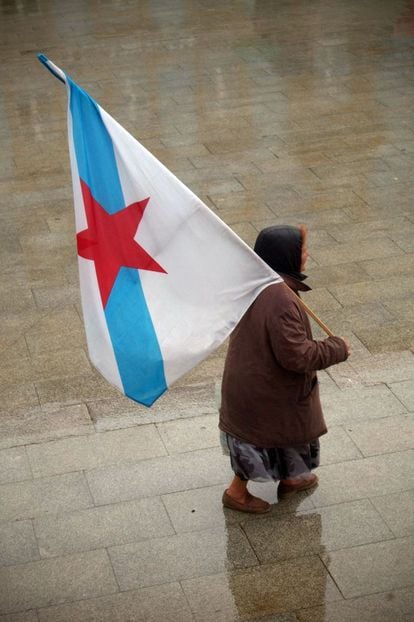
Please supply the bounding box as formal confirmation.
[37,53,66,84]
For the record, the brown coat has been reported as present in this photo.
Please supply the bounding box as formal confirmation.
[219,276,348,447]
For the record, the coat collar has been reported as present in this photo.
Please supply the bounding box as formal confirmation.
[281,273,312,293]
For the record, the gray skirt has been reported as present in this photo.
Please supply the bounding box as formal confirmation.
[220,431,320,482]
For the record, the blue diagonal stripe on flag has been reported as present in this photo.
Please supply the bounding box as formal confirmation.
[69,79,167,405]
[105,267,167,405]
[69,78,125,214]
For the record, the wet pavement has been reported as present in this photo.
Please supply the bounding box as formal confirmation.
[1,0,414,620]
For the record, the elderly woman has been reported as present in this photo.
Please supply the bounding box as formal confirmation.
[219,225,350,513]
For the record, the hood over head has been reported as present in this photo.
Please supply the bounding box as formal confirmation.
[254,225,307,282]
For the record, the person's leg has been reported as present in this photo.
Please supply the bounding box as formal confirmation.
[223,475,270,513]
[225,475,249,502]
[278,473,317,494]
[220,434,272,512]
[277,445,318,498]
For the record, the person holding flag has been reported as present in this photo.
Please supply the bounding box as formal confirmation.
[37,57,350,515]
[220,225,350,513]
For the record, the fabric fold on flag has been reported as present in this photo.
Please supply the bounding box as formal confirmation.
[38,54,282,407]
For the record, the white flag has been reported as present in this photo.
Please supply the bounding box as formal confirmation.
[39,54,282,406]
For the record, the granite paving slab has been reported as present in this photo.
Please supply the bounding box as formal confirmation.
[317,303,396,334]
[26,425,166,478]
[315,370,338,393]
[370,490,414,538]
[383,298,414,322]
[255,209,353,234]
[195,611,299,622]
[345,414,414,456]
[0,404,94,450]
[33,497,174,558]
[394,233,414,253]
[328,218,413,243]
[88,382,217,431]
[18,232,73,255]
[322,536,414,598]
[0,384,39,416]
[319,384,407,426]
[235,615,299,622]
[0,521,39,568]
[389,380,414,411]
[0,448,31,485]
[354,321,414,353]
[156,414,219,454]
[218,205,290,230]
[108,526,258,590]
[36,582,193,622]
[0,472,93,522]
[181,557,342,620]
[35,373,121,406]
[243,499,393,562]
[209,189,300,213]
[0,287,36,314]
[360,253,414,279]
[86,447,232,505]
[0,612,39,622]
[31,284,81,311]
[329,277,414,307]
[162,483,314,534]
[298,288,342,313]
[0,310,43,352]
[296,586,414,622]
[1,337,30,361]
[348,351,414,384]
[0,350,91,388]
[23,307,85,356]
[324,361,367,390]
[310,450,414,507]
[319,426,362,465]
[0,550,118,614]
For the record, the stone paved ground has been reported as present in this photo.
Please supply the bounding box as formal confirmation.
[0,0,414,620]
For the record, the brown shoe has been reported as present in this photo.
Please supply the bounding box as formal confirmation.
[222,490,271,514]
[277,474,318,499]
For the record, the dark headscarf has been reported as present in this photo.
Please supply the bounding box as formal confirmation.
[254,225,307,281]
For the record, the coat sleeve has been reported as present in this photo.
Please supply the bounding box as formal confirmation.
[268,297,349,373]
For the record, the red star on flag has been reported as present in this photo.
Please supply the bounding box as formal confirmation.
[77,180,166,307]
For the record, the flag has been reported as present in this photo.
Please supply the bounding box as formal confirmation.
[38,55,282,407]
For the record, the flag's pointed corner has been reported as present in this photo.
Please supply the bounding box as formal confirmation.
[37,53,66,84]
[105,373,167,408]
[128,384,168,408]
